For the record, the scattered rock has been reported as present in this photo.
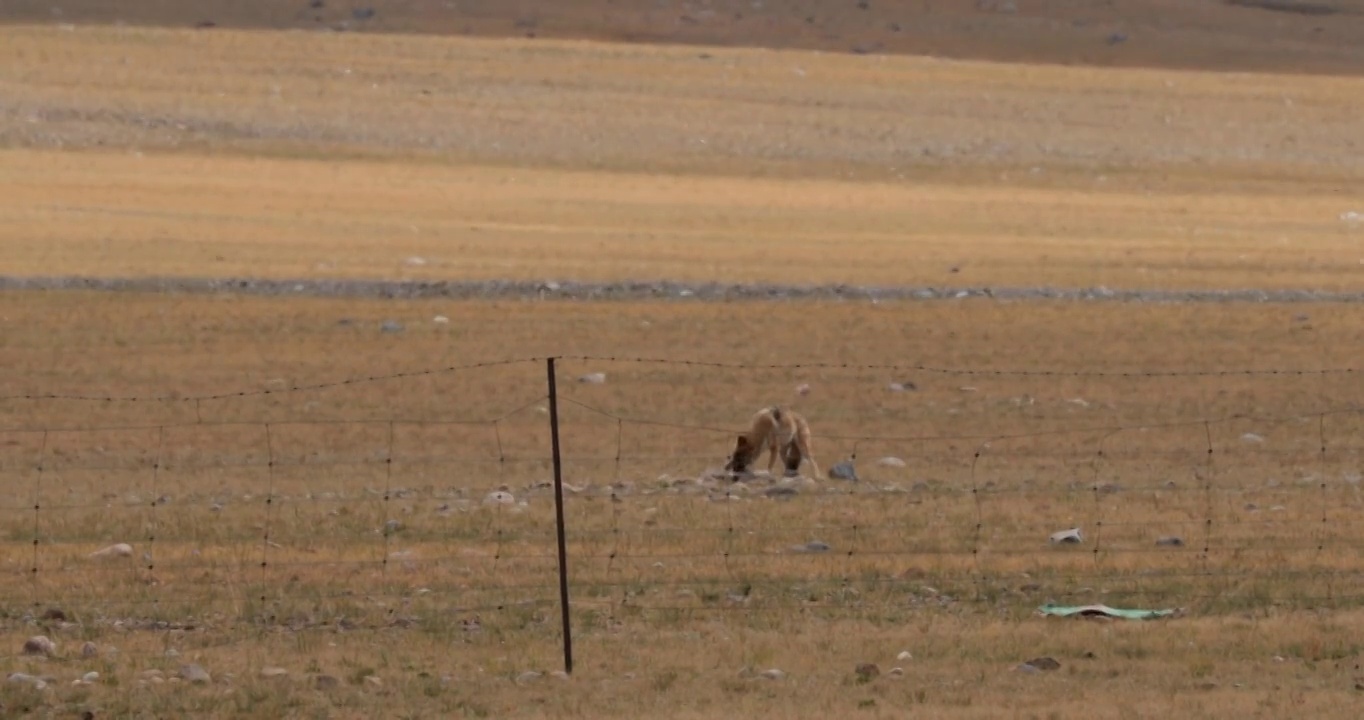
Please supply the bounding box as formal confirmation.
[379,320,404,334]
[793,540,831,553]
[483,490,515,506]
[578,372,607,384]
[352,7,375,20]
[759,668,786,680]
[887,381,917,392]
[40,608,67,622]
[403,256,427,266]
[514,670,542,685]
[1106,32,1129,45]
[22,636,56,656]
[855,663,881,682]
[876,456,906,468]
[80,641,98,658]
[313,674,341,690]
[1022,657,1061,671]
[829,460,858,482]
[897,650,913,661]
[7,672,47,690]
[1156,536,1185,547]
[178,663,211,684]
[90,543,134,559]
[364,675,384,688]
[795,383,811,396]
[1241,433,1264,443]
[549,670,570,681]
[383,519,402,534]
[763,485,799,498]
[888,666,904,676]
[260,667,289,679]
[81,672,99,684]
[1049,528,1083,544]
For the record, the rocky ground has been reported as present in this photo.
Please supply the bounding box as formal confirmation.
[4,275,1363,304]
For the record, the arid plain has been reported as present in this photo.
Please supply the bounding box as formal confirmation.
[2,3,1364,718]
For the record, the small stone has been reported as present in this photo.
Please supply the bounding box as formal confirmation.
[1023,656,1061,671]
[383,519,402,534]
[876,457,906,468]
[364,675,384,688]
[578,373,606,384]
[313,674,341,690]
[855,663,881,682]
[759,668,785,680]
[432,315,450,324]
[260,667,289,678]
[81,672,99,683]
[178,663,211,684]
[829,460,858,482]
[8,672,42,686]
[483,490,515,506]
[1156,536,1184,547]
[80,641,98,658]
[379,320,404,334]
[896,650,913,661]
[796,540,831,553]
[549,670,570,681]
[90,543,134,559]
[888,667,904,676]
[795,383,811,396]
[22,636,56,656]
[515,671,542,685]
[1049,528,1083,544]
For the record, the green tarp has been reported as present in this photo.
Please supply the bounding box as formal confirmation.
[1037,603,1180,620]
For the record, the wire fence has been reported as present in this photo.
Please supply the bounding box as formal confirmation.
[3,355,1364,670]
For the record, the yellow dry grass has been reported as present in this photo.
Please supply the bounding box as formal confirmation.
[2,25,1363,290]
[5,294,1364,718]
[3,20,1364,720]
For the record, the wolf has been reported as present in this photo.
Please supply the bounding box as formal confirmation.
[723,406,820,479]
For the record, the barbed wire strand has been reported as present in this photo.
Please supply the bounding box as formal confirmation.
[555,354,1364,378]
[0,357,543,403]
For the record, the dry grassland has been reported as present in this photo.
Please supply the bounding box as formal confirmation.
[2,25,1363,290]
[5,294,1364,718]
[2,19,1364,720]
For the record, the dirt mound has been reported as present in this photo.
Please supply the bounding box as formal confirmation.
[3,0,1362,75]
